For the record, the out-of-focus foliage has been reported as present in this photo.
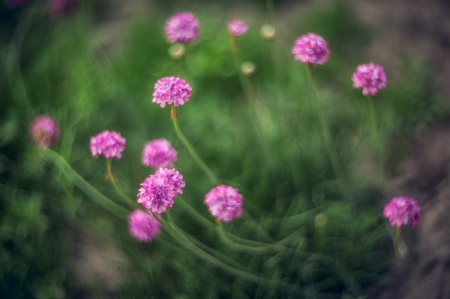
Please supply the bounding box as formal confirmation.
[0,0,447,298]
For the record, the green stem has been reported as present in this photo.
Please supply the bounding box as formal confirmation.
[305,66,346,199]
[367,96,386,196]
[42,150,129,219]
[171,106,221,185]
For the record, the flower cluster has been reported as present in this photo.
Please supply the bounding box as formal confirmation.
[152,76,192,108]
[30,115,60,149]
[142,139,177,168]
[165,12,200,44]
[137,168,185,214]
[352,63,387,96]
[128,210,161,242]
[227,19,248,37]
[383,196,421,229]
[204,185,243,222]
[90,130,126,159]
[292,33,330,65]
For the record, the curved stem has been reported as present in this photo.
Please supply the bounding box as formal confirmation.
[171,106,221,185]
[42,150,129,219]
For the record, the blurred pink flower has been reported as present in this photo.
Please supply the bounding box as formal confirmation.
[165,12,200,44]
[48,0,76,18]
[227,19,248,37]
[292,33,330,65]
[352,63,387,96]
[142,139,177,168]
[128,210,161,242]
[30,115,60,149]
[383,196,421,229]
[204,185,243,222]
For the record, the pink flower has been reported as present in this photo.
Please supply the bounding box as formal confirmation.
[383,196,421,229]
[90,131,126,159]
[137,168,185,214]
[30,115,60,149]
[204,185,243,222]
[128,210,161,242]
[227,19,248,37]
[292,33,330,65]
[165,12,200,44]
[142,139,177,168]
[352,63,387,96]
[152,76,192,108]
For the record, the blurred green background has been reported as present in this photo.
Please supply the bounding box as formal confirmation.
[1,0,447,298]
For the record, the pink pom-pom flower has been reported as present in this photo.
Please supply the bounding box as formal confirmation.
[165,11,200,44]
[227,19,248,37]
[152,76,192,108]
[142,139,177,168]
[30,115,60,149]
[383,196,421,229]
[352,63,387,96]
[128,210,161,242]
[90,130,126,159]
[292,33,330,66]
[137,168,185,214]
[204,185,243,222]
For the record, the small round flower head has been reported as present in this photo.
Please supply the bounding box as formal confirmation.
[352,63,387,96]
[260,24,276,40]
[165,12,200,44]
[142,139,177,168]
[137,168,185,214]
[227,19,248,37]
[128,210,161,242]
[30,115,60,149]
[383,196,421,229]
[152,76,192,108]
[90,130,126,159]
[292,33,330,65]
[204,185,243,222]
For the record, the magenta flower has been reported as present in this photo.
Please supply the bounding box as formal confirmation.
[137,168,185,214]
[48,0,76,18]
[227,19,248,37]
[352,63,387,96]
[30,115,60,149]
[292,33,330,65]
[204,185,243,222]
[383,196,421,229]
[128,210,161,242]
[142,139,177,168]
[152,76,192,108]
[90,130,126,159]
[165,12,200,44]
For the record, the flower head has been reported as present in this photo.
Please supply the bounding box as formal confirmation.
[227,19,248,37]
[30,115,60,149]
[383,196,421,229]
[128,210,161,242]
[142,139,177,168]
[152,76,192,108]
[352,63,387,96]
[137,168,185,214]
[165,12,200,44]
[204,185,243,222]
[292,33,330,65]
[90,130,126,159]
